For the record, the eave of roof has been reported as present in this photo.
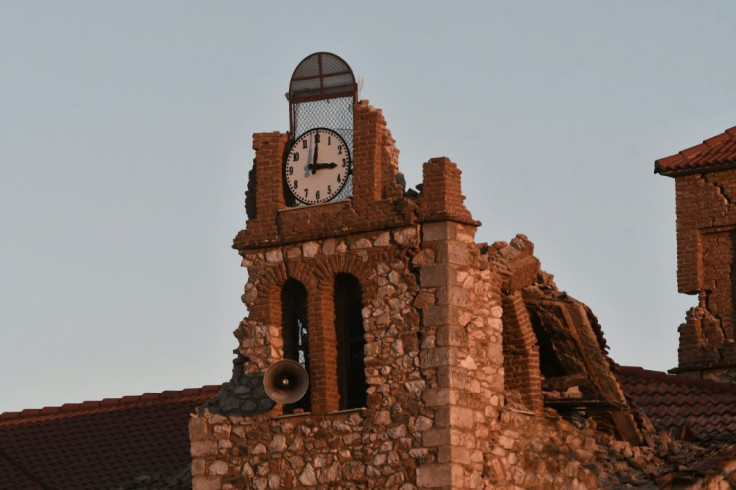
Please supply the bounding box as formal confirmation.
[0,385,223,427]
[654,126,736,177]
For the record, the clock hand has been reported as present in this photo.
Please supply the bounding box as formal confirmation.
[308,162,337,173]
[312,132,319,166]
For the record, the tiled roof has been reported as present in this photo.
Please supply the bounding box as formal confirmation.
[655,126,736,176]
[0,385,221,490]
[617,366,736,447]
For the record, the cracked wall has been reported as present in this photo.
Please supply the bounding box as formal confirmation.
[191,100,664,489]
[673,170,736,378]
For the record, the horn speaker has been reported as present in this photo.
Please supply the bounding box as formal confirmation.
[263,359,309,404]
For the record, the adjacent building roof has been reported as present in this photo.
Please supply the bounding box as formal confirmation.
[4,369,736,489]
[0,386,221,490]
[655,126,736,176]
[617,366,736,448]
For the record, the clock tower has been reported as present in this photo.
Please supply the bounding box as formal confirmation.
[190,52,501,488]
[189,53,638,489]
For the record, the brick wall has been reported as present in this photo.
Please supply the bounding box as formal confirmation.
[672,170,736,377]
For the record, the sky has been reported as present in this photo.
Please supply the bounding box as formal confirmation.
[2,1,736,413]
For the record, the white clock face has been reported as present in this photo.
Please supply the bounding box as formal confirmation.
[285,128,351,205]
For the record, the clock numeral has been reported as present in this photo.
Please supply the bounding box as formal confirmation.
[294,180,298,189]
[315,190,321,201]
[342,158,347,167]
[288,166,294,175]
[304,189,309,198]
[293,152,300,161]
[337,174,341,183]
[327,185,332,195]
[337,145,342,154]
[327,135,331,145]
[314,133,320,143]
[302,140,307,149]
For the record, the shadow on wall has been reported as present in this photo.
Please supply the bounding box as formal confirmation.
[199,353,274,416]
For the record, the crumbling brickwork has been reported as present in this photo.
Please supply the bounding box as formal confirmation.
[655,128,736,381]
[662,167,736,379]
[190,100,655,489]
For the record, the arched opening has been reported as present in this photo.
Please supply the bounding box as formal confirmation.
[281,279,310,413]
[334,274,367,409]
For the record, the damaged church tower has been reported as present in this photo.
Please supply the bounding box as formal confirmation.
[656,127,736,382]
[190,53,646,489]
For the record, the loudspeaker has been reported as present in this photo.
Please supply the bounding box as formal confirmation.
[263,359,309,404]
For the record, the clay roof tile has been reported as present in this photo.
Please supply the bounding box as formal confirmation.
[655,126,736,176]
[0,384,222,489]
[618,366,736,447]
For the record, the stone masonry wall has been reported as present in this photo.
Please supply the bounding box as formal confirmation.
[191,221,613,489]
[191,226,430,489]
[191,98,655,488]
[412,220,503,488]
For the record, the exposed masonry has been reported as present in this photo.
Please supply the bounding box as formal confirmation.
[700,173,736,208]
[190,101,687,488]
[670,169,736,380]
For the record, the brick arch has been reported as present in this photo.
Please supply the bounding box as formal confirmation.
[279,253,372,413]
[284,259,319,290]
[246,262,288,328]
[259,262,289,291]
[313,253,375,302]
[250,260,319,342]
[247,262,315,369]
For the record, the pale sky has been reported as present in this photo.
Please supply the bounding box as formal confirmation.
[2,1,736,413]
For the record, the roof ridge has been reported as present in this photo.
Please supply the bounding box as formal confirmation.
[0,384,223,425]
[617,365,736,393]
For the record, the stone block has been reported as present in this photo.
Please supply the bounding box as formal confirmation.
[422,305,461,327]
[436,366,468,390]
[191,458,206,476]
[321,238,336,255]
[302,241,319,257]
[265,249,283,263]
[435,286,468,307]
[268,434,287,452]
[189,417,209,441]
[420,347,457,368]
[422,428,451,447]
[192,476,222,490]
[422,222,453,242]
[268,474,281,489]
[423,388,460,407]
[299,464,318,486]
[450,406,476,429]
[420,264,451,288]
[438,445,473,465]
[393,226,418,246]
[191,440,218,457]
[354,237,372,249]
[436,325,468,347]
[388,425,407,439]
[416,463,464,488]
[436,240,471,266]
[374,232,390,246]
[208,413,229,425]
[435,406,476,432]
[209,460,229,475]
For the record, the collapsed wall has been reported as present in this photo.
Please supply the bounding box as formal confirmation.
[190,102,663,489]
